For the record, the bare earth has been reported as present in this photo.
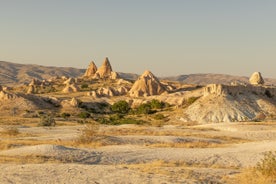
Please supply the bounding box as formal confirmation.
[0,122,276,183]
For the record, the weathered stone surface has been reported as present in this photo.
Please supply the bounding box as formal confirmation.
[95,57,113,78]
[129,70,166,97]
[83,61,97,77]
[249,72,264,85]
[62,84,80,93]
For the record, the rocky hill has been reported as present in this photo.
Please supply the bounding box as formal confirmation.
[181,84,276,123]
[1,60,275,86]
[0,61,85,86]
[164,74,276,85]
[0,61,137,86]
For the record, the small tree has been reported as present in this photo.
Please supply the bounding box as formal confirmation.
[78,111,91,119]
[137,103,153,114]
[150,99,165,109]
[111,100,130,114]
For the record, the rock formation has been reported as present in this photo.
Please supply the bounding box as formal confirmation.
[95,57,113,78]
[0,91,17,100]
[249,72,264,85]
[93,57,119,79]
[181,84,276,123]
[27,85,36,94]
[63,78,76,85]
[70,97,79,107]
[83,61,97,77]
[29,79,41,86]
[129,70,166,97]
[62,84,80,93]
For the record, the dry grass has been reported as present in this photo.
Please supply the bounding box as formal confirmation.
[0,117,40,126]
[0,126,20,136]
[225,168,276,184]
[0,155,62,164]
[149,141,221,148]
[120,160,234,183]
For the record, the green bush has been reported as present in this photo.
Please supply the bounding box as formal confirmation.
[256,151,276,178]
[137,103,153,114]
[111,100,130,114]
[187,97,199,104]
[150,99,165,109]
[78,112,91,119]
[153,114,166,120]
[81,84,89,89]
[39,115,56,126]
[61,112,71,119]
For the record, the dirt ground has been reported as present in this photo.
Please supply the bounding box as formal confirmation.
[0,121,276,183]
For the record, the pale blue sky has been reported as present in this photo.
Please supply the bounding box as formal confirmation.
[0,0,276,77]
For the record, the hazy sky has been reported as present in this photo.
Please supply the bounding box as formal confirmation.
[0,0,276,78]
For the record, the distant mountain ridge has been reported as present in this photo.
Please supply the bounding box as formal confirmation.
[163,73,276,85]
[0,60,275,86]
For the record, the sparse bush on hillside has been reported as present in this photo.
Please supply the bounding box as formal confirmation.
[81,84,89,89]
[150,99,165,109]
[111,100,130,114]
[137,103,154,114]
[39,115,56,127]
[182,96,200,108]
[78,111,91,119]
[153,113,166,120]
[61,112,71,119]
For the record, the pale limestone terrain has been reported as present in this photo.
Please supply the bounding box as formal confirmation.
[0,122,276,183]
[0,59,275,183]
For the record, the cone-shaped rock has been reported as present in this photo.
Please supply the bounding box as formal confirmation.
[95,57,113,78]
[83,61,97,77]
[249,72,264,85]
[129,70,166,97]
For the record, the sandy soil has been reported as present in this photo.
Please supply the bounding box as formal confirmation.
[0,122,276,183]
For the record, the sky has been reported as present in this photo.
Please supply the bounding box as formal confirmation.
[0,0,276,78]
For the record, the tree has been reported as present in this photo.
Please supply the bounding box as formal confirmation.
[111,100,130,114]
[137,103,152,114]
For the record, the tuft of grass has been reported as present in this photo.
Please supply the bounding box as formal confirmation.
[256,151,276,179]
[0,126,19,136]
[227,151,276,184]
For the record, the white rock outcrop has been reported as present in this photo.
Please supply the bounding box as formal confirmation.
[129,70,166,97]
[249,72,264,85]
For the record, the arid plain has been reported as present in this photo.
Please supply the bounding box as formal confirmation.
[0,58,275,183]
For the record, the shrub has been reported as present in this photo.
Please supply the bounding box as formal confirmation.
[256,151,276,178]
[153,114,166,120]
[137,103,153,114]
[187,96,199,104]
[76,122,100,144]
[150,99,165,109]
[61,112,71,119]
[81,84,89,89]
[39,115,56,126]
[78,112,91,119]
[111,100,130,114]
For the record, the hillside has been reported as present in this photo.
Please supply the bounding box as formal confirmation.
[0,61,85,86]
[164,73,276,85]
[0,61,275,86]
[0,61,139,86]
